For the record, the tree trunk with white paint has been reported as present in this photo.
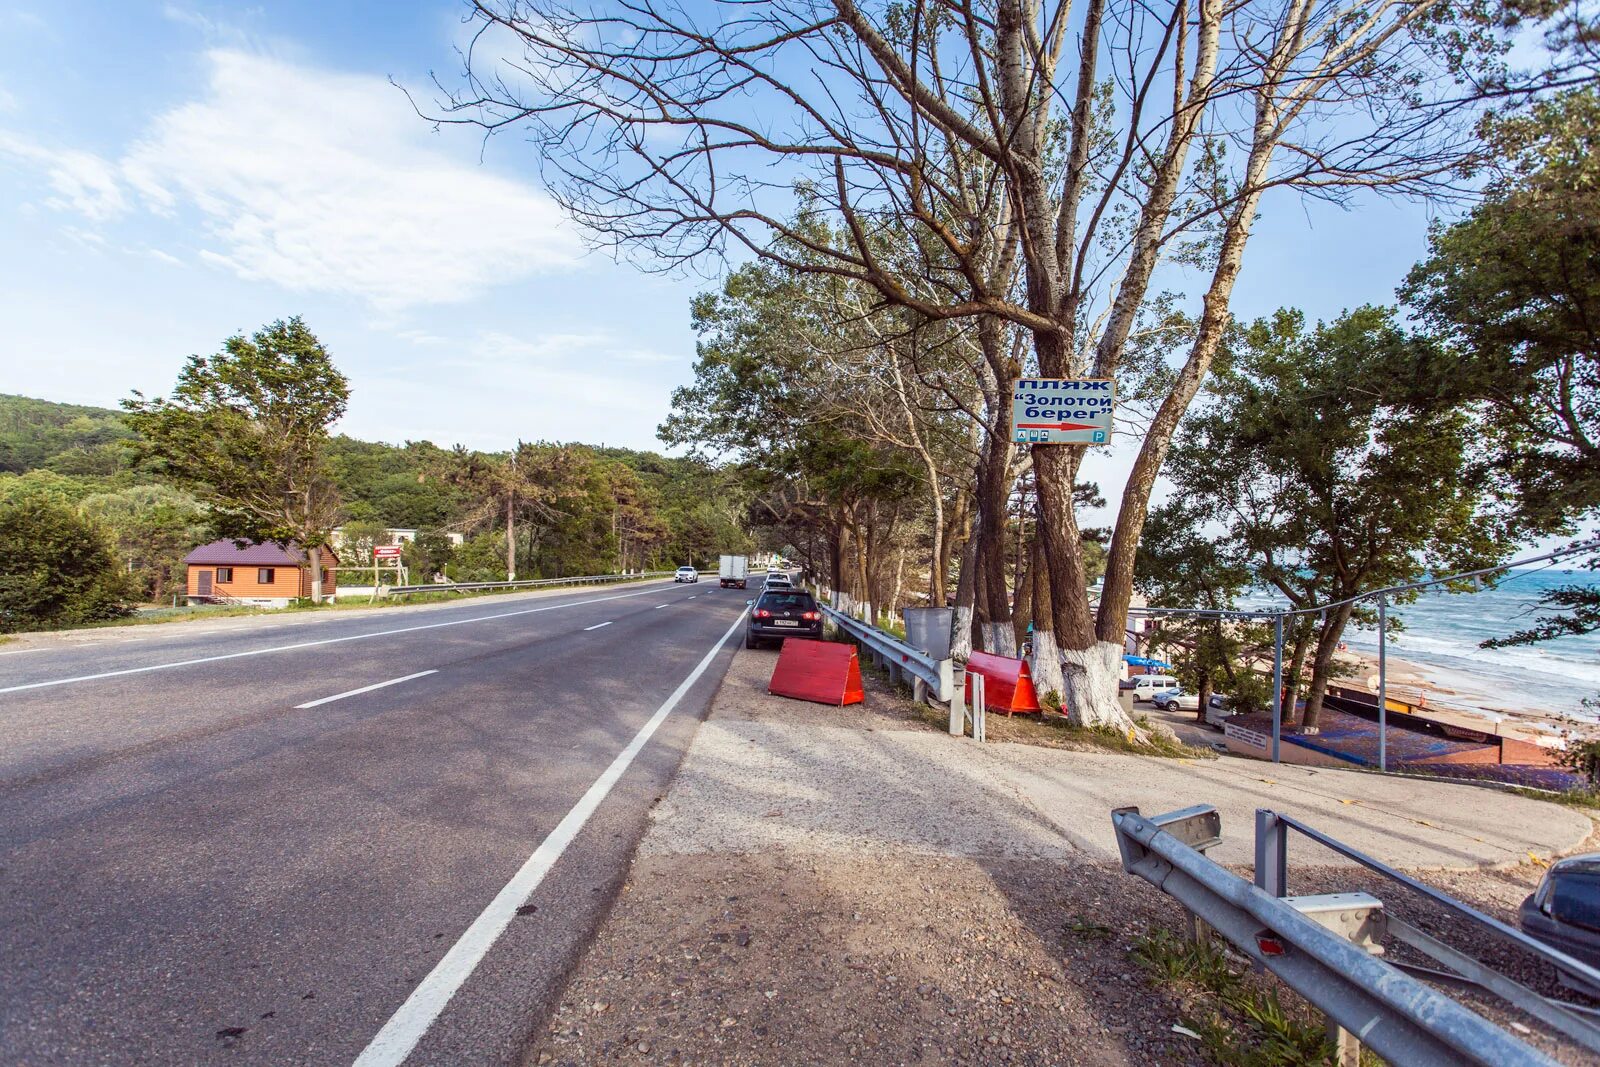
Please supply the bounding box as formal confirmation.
[308,543,324,603]
[1030,628,1066,710]
[948,534,977,662]
[1060,641,1130,731]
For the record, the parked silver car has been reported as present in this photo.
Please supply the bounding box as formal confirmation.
[1153,690,1235,729]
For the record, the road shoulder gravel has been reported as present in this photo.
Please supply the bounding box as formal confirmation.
[529,643,1599,1066]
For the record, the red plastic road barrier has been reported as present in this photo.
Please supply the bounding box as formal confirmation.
[964,651,1041,714]
[768,638,865,707]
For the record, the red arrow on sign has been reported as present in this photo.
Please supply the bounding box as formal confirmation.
[1016,421,1101,432]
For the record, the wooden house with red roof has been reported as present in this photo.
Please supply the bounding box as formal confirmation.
[183,540,338,608]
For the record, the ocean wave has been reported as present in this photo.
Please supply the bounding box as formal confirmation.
[1378,632,1600,685]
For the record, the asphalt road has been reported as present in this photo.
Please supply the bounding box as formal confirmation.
[0,580,749,1065]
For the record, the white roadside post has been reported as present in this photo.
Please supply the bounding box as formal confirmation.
[972,673,987,743]
[950,668,965,735]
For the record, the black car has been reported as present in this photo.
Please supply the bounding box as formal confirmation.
[1521,853,1600,996]
[746,590,823,649]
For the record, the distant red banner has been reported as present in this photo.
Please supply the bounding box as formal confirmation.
[373,545,404,559]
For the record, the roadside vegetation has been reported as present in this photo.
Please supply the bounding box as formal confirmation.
[0,339,751,633]
[3,7,1594,719]
[1130,927,1375,1066]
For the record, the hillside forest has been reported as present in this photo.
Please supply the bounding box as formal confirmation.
[0,390,753,620]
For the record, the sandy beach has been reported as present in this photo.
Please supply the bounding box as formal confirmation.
[1332,647,1598,743]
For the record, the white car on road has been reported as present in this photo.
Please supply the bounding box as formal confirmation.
[674,566,699,583]
[1152,690,1236,729]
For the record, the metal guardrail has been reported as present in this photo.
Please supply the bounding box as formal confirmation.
[820,603,953,704]
[1112,804,1597,1065]
[386,571,673,596]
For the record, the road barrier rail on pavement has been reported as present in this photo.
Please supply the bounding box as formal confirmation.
[1111,804,1600,1066]
[819,603,953,705]
[386,571,673,596]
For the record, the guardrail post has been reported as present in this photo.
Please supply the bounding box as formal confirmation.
[913,676,928,704]
[949,668,965,735]
[1254,809,1288,898]
[972,674,987,743]
[1328,1019,1361,1067]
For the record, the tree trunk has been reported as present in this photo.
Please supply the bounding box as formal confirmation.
[1283,616,1315,724]
[949,534,978,662]
[1012,528,1033,649]
[1299,602,1357,733]
[1029,533,1066,704]
[506,493,517,582]
[974,319,1017,657]
[889,547,905,624]
[308,543,324,603]
[1033,444,1130,729]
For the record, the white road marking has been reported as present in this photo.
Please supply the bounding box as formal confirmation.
[653,604,669,610]
[351,607,748,1067]
[0,648,42,656]
[293,670,438,710]
[582,621,612,631]
[0,587,671,695]
[687,595,697,599]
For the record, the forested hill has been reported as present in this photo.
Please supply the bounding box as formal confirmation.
[0,393,136,475]
[0,393,752,599]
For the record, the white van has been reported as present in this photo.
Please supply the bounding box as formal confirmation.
[1132,675,1181,703]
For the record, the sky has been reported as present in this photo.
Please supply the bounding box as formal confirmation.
[0,1,1458,528]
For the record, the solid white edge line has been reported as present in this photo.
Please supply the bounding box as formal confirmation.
[0,586,671,695]
[293,670,438,710]
[350,607,749,1067]
[582,621,613,631]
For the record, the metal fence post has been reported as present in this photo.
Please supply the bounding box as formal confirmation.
[1377,592,1388,773]
[1271,614,1284,763]
[1254,809,1288,898]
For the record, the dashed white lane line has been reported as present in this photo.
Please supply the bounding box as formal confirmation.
[653,604,669,610]
[0,586,671,695]
[293,670,438,710]
[688,595,697,599]
[351,607,749,1067]
[583,621,613,631]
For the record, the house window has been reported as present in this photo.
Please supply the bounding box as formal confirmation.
[216,567,234,583]
[258,568,275,585]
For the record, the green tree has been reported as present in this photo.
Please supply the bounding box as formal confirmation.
[79,484,208,601]
[1404,88,1600,652]
[1134,500,1262,720]
[0,497,134,632]
[122,318,348,602]
[403,530,458,581]
[1166,307,1513,732]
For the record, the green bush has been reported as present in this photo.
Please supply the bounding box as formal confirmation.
[0,497,135,632]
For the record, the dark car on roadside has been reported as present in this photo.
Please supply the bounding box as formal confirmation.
[1521,853,1600,996]
[746,590,823,649]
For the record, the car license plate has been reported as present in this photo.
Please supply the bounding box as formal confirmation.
[774,620,800,627]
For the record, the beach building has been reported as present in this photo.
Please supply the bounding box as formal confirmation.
[183,540,339,608]
[329,526,465,549]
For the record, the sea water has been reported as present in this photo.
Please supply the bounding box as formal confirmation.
[1247,569,1600,720]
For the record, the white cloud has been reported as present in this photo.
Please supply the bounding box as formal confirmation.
[0,133,126,219]
[5,48,581,309]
